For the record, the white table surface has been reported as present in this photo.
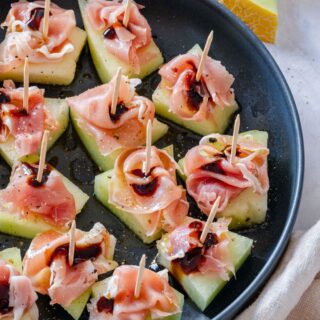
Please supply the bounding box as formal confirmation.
[265,0,320,230]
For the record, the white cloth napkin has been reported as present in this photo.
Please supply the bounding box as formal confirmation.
[235,0,320,318]
[236,220,320,320]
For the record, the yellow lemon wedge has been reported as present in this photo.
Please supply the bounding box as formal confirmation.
[219,0,278,43]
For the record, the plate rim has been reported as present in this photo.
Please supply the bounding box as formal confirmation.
[199,0,304,319]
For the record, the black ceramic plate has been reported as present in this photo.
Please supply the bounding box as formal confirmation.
[0,0,304,319]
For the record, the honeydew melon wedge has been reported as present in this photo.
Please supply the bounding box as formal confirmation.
[63,288,92,320]
[94,146,174,244]
[70,107,169,171]
[0,248,38,320]
[157,232,253,311]
[0,247,23,272]
[0,98,69,167]
[152,44,239,135]
[78,0,164,82]
[0,155,89,239]
[0,27,86,85]
[178,130,268,229]
[0,252,90,320]
[91,275,184,320]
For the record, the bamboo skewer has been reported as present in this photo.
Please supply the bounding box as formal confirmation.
[123,0,132,28]
[134,254,146,299]
[200,196,221,243]
[68,220,76,266]
[111,68,122,115]
[196,30,214,82]
[230,114,240,164]
[23,58,29,113]
[143,119,152,175]
[43,0,51,39]
[36,130,49,183]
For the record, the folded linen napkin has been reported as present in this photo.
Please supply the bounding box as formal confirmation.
[236,220,320,320]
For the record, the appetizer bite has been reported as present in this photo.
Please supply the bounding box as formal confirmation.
[0,0,86,85]
[78,0,164,82]
[157,205,253,311]
[23,222,118,320]
[0,133,89,238]
[95,122,189,243]
[0,247,39,320]
[67,71,168,171]
[88,255,184,319]
[178,118,269,228]
[0,78,68,166]
[153,32,239,135]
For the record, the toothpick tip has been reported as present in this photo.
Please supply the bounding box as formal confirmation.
[134,254,146,298]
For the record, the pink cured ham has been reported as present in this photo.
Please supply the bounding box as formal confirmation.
[23,223,117,307]
[158,53,236,121]
[0,81,43,157]
[0,1,76,72]
[184,133,269,215]
[67,76,156,156]
[0,80,57,157]
[85,0,152,73]
[88,266,180,320]
[109,146,189,236]
[0,259,38,320]
[0,162,76,228]
[164,217,234,281]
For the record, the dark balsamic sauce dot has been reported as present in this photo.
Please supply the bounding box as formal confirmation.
[0,92,10,104]
[26,7,51,31]
[209,137,217,143]
[103,26,117,40]
[9,108,29,117]
[21,162,52,188]
[201,160,225,175]
[131,177,158,197]
[97,297,114,314]
[186,78,203,111]
[131,168,146,178]
[0,284,12,315]
[109,103,128,122]
[174,247,203,274]
[189,221,203,230]
[49,243,102,266]
[203,232,219,249]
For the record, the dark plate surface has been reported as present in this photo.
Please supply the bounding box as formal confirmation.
[0,0,304,319]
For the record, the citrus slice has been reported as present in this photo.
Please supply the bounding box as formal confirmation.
[220,0,278,43]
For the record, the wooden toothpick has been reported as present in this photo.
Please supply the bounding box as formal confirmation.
[23,57,29,113]
[200,196,221,243]
[230,114,240,164]
[143,119,152,175]
[123,0,132,28]
[196,30,214,82]
[134,254,146,299]
[111,67,122,115]
[36,130,49,183]
[68,220,76,266]
[43,0,51,39]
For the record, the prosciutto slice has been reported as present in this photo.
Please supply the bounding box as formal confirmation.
[0,259,38,320]
[159,53,236,121]
[88,266,180,320]
[0,161,76,228]
[109,146,189,235]
[0,80,56,157]
[23,223,118,307]
[66,76,155,156]
[184,133,269,215]
[0,1,75,72]
[85,0,152,73]
[164,217,234,281]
